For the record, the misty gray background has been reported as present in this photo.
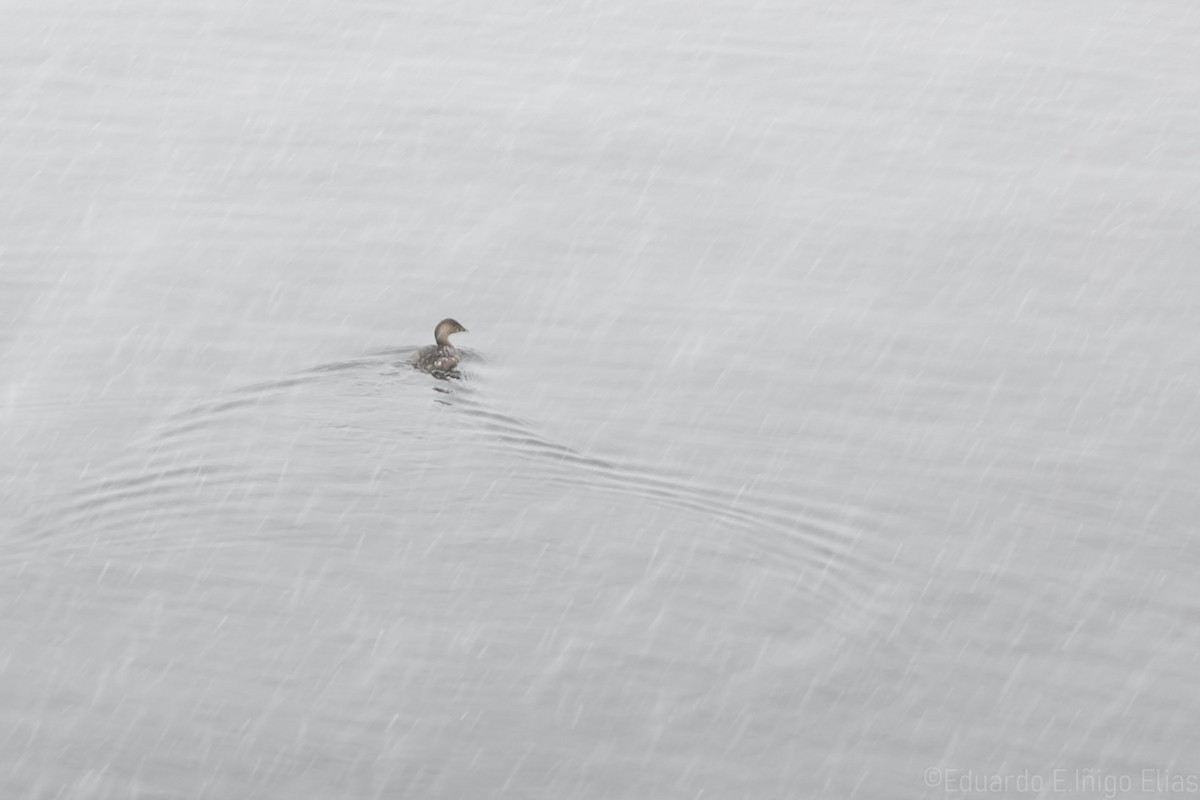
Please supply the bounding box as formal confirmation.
[3,1,1199,798]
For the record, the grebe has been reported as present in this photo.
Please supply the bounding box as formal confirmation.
[412,318,467,373]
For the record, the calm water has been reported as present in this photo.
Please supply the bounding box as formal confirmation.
[3,1,1199,797]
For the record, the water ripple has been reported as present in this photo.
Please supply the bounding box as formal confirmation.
[14,348,889,624]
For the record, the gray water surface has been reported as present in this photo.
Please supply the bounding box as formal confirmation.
[4,1,1199,798]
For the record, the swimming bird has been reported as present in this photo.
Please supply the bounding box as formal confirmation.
[412,318,467,374]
